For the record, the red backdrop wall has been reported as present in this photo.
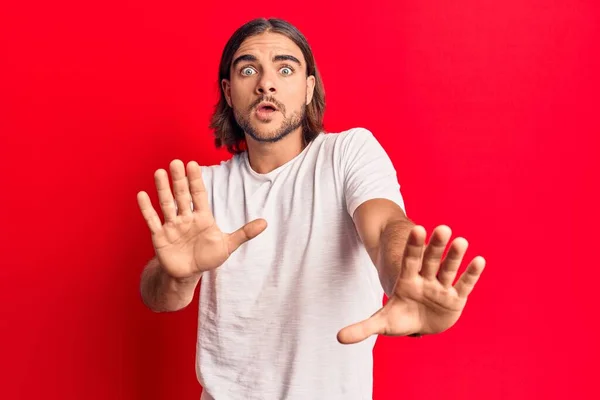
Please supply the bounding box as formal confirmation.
[1,1,598,399]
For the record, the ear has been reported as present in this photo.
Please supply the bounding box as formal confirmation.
[306,75,316,106]
[221,79,232,107]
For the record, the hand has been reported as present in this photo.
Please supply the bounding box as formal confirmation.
[137,159,267,280]
[337,225,485,344]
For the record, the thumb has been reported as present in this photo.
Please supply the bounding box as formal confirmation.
[226,218,268,254]
[336,311,386,345]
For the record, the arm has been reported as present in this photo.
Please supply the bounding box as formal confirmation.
[140,256,202,313]
[137,160,266,314]
[337,130,486,344]
[341,199,486,344]
[353,198,415,297]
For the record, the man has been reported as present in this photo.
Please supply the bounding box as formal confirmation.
[137,17,486,400]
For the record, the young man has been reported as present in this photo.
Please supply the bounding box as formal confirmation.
[137,18,486,400]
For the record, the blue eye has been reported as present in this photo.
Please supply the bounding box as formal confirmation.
[241,67,256,76]
[280,67,293,76]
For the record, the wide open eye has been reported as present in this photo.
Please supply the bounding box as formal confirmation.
[280,66,294,76]
[241,67,256,76]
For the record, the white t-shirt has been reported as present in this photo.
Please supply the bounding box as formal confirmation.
[197,127,406,400]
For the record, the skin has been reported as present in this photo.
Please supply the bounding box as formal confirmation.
[138,31,486,343]
[337,199,486,343]
[221,32,316,174]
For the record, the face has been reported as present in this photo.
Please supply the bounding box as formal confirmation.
[222,32,316,143]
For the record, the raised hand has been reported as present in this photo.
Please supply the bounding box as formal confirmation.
[337,225,485,344]
[137,159,267,280]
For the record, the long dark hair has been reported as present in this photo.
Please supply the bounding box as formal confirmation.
[209,18,326,154]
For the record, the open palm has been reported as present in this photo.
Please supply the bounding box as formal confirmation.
[137,159,267,279]
[337,225,486,343]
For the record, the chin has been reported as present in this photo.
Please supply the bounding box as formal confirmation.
[235,108,304,144]
[249,128,284,142]
[247,124,295,144]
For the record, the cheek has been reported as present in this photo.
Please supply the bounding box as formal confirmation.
[229,80,253,106]
[297,79,310,102]
[283,81,307,107]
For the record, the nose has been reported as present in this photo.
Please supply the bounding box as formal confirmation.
[255,70,277,95]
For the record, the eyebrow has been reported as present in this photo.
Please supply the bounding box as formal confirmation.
[232,54,303,70]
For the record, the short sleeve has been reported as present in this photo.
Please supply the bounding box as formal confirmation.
[340,128,406,218]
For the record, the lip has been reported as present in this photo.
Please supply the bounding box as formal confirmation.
[256,101,279,112]
[255,107,278,121]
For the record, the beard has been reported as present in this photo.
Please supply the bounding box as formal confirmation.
[234,102,307,144]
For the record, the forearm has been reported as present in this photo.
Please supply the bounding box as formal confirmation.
[140,257,201,312]
[376,218,415,296]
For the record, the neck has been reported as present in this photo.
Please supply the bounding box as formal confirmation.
[245,128,305,174]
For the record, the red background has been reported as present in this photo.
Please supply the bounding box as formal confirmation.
[1,1,598,399]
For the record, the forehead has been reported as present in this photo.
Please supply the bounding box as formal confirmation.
[233,32,305,63]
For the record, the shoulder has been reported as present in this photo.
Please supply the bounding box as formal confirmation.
[318,127,384,161]
[200,153,245,182]
[321,126,375,143]
[322,127,381,152]
[313,126,375,149]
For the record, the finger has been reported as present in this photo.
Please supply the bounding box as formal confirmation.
[227,218,268,254]
[437,237,469,287]
[336,312,386,345]
[421,225,452,279]
[455,256,486,298]
[187,161,210,213]
[400,225,427,279]
[170,159,192,217]
[154,168,177,223]
[137,191,163,234]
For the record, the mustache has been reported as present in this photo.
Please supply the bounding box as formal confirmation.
[249,96,285,113]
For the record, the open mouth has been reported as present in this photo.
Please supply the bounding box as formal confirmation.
[257,104,277,112]
[255,103,278,120]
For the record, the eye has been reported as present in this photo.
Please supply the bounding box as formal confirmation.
[280,66,294,76]
[241,67,256,76]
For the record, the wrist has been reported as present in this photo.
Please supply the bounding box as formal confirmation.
[158,270,200,311]
[172,272,202,286]
[163,270,202,292]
